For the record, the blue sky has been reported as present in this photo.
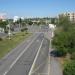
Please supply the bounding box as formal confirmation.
[0,0,75,18]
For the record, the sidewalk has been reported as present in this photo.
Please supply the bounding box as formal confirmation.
[49,48,63,75]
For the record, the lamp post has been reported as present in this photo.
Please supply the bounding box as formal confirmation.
[8,25,11,39]
[8,20,11,39]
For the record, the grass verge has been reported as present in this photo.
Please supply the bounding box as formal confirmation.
[0,32,31,59]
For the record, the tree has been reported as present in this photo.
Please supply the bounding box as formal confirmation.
[57,15,71,31]
[52,15,75,56]
[53,28,75,55]
[51,18,56,24]
[28,21,33,25]
[52,32,69,56]
[0,20,8,28]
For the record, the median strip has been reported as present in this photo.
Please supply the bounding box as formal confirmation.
[0,32,31,59]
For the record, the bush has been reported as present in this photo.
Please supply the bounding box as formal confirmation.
[63,60,75,75]
[56,49,66,57]
[71,52,75,60]
[21,28,28,32]
[52,29,75,56]
[50,49,66,57]
[25,32,28,34]
[0,37,3,41]
[4,30,8,33]
[21,29,24,32]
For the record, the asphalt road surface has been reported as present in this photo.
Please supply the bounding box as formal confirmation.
[31,38,50,75]
[0,33,44,75]
[0,33,7,38]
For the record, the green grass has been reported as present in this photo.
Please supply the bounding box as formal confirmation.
[0,32,31,59]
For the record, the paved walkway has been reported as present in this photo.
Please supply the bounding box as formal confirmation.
[50,56,63,75]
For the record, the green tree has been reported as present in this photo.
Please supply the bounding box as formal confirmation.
[53,28,75,54]
[57,15,71,31]
[27,21,33,25]
[51,18,56,24]
[52,32,69,56]
[0,20,8,28]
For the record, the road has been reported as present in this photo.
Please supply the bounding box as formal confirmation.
[0,33,7,38]
[29,38,50,75]
[0,25,60,75]
[32,57,49,75]
[0,33,45,75]
[28,31,51,75]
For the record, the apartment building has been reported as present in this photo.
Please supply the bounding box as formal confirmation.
[59,12,75,22]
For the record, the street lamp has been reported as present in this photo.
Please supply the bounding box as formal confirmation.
[8,20,11,39]
[8,25,11,39]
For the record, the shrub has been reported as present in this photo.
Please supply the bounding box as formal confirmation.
[63,60,75,75]
[21,28,28,32]
[0,37,3,41]
[4,30,8,33]
[71,52,75,60]
[21,29,24,32]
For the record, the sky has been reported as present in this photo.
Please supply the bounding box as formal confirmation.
[0,0,75,18]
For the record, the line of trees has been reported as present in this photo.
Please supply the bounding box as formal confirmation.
[0,20,8,28]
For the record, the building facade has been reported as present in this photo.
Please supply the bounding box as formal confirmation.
[59,12,75,22]
[0,13,6,21]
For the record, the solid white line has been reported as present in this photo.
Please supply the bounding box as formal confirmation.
[31,58,48,74]
[3,34,39,75]
[48,52,50,75]
[28,38,44,75]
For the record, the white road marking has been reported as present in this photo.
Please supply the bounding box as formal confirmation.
[31,58,48,74]
[48,53,50,75]
[28,38,44,75]
[3,34,40,75]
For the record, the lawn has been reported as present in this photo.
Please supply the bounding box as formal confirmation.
[0,32,31,59]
